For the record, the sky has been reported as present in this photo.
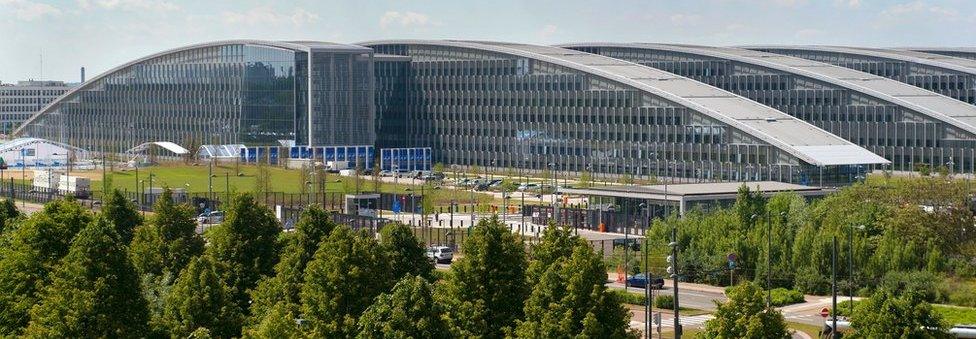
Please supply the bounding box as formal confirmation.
[1,0,975,83]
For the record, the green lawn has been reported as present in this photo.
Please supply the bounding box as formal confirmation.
[83,164,494,207]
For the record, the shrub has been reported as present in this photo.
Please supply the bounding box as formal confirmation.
[769,288,805,306]
[610,290,646,306]
[654,295,674,310]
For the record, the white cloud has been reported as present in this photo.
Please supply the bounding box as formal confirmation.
[833,0,861,9]
[379,11,432,29]
[221,6,320,26]
[669,13,702,26]
[794,28,824,39]
[77,0,179,12]
[881,1,958,20]
[537,24,558,39]
[0,0,62,21]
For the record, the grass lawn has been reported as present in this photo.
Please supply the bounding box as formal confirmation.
[789,321,824,338]
[73,163,494,207]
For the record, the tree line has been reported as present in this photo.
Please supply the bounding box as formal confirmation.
[638,177,976,306]
[0,189,639,338]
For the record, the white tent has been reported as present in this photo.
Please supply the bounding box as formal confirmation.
[0,138,88,168]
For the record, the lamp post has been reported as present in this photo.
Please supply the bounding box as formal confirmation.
[224,172,229,204]
[831,236,838,339]
[639,202,650,339]
[847,224,866,315]
[207,158,213,212]
[148,173,154,208]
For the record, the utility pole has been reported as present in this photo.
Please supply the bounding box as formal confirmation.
[640,202,650,339]
[668,225,681,339]
[831,236,838,339]
[766,210,771,309]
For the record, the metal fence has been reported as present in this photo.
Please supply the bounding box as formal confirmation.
[523,205,648,236]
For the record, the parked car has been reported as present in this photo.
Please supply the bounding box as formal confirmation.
[626,273,665,289]
[196,211,224,224]
[517,183,540,191]
[613,238,641,251]
[394,169,411,178]
[379,170,395,177]
[426,246,454,264]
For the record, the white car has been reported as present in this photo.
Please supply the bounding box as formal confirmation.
[426,246,453,264]
[517,183,540,191]
[196,211,224,224]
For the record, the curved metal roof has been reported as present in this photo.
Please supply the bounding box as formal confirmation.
[360,40,886,166]
[560,43,976,137]
[13,40,369,136]
[903,47,976,61]
[745,45,976,77]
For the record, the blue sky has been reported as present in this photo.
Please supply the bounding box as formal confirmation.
[1,0,974,83]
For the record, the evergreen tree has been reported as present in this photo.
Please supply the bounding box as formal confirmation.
[162,255,243,338]
[379,222,434,281]
[700,282,791,339]
[440,215,528,338]
[102,189,143,244]
[206,194,281,312]
[242,302,301,339]
[357,275,450,339]
[300,226,391,338]
[23,218,149,338]
[0,198,19,233]
[516,237,637,338]
[130,188,205,278]
[848,290,950,338]
[248,206,336,322]
[0,200,92,335]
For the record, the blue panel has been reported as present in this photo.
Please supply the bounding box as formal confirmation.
[336,147,346,162]
[324,147,335,162]
[240,148,247,162]
[269,148,279,165]
[299,146,312,159]
[290,147,299,158]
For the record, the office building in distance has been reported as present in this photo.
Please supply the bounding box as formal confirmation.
[0,80,73,136]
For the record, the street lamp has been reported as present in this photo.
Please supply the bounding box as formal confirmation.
[847,224,866,315]
[639,201,650,338]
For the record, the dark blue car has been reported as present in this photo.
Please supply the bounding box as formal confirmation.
[626,273,665,289]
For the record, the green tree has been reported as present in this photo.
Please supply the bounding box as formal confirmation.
[102,189,143,244]
[380,223,434,281]
[242,302,301,339]
[300,226,392,338]
[699,282,790,339]
[0,199,92,335]
[356,275,450,339]
[847,290,950,338]
[0,198,19,233]
[248,206,336,323]
[579,170,593,188]
[24,218,149,338]
[162,255,243,338]
[130,188,205,278]
[206,194,281,312]
[516,235,638,338]
[440,215,528,338]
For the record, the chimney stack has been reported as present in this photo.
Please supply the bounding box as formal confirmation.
[80,67,86,83]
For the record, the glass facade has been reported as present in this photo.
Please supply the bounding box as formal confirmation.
[570,45,976,173]
[19,41,374,153]
[752,48,976,105]
[368,42,873,186]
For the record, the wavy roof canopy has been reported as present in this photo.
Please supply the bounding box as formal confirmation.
[561,43,976,137]
[360,39,887,166]
[904,47,976,61]
[13,40,370,136]
[746,45,976,78]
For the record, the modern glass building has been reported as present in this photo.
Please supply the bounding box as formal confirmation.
[746,46,976,105]
[15,40,375,153]
[563,43,976,173]
[362,40,885,186]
